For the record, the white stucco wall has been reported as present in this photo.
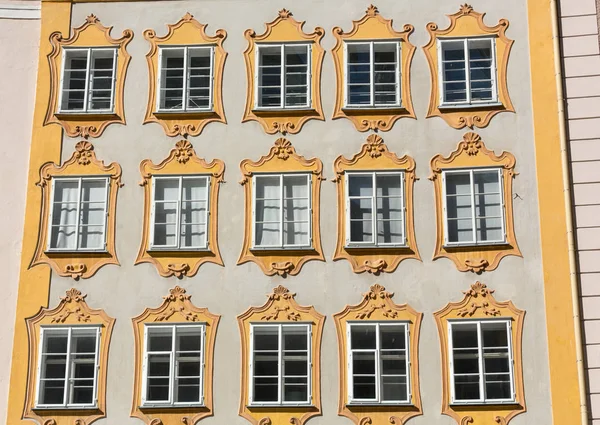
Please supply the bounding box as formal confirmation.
[0,3,40,422]
[28,0,553,423]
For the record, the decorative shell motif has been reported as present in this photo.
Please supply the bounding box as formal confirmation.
[362,283,394,301]
[365,4,379,16]
[459,3,474,14]
[74,141,95,165]
[278,8,292,19]
[164,285,192,302]
[268,285,296,301]
[273,138,294,160]
[365,134,386,158]
[463,132,483,156]
[174,140,195,164]
[61,288,86,303]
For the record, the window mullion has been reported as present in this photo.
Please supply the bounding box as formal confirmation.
[102,177,109,249]
[83,48,91,112]
[93,327,100,405]
[375,323,381,403]
[76,178,83,250]
[448,322,456,403]
[183,47,189,112]
[278,324,283,403]
[280,174,284,248]
[171,326,176,405]
[464,40,471,104]
[281,45,285,109]
[110,48,117,111]
[396,41,402,106]
[371,173,377,246]
[477,322,485,402]
[209,46,215,110]
[64,328,72,407]
[470,170,477,244]
[204,176,210,248]
[405,323,411,403]
[176,176,183,250]
[370,42,375,106]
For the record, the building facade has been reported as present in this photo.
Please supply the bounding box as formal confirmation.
[1,0,596,424]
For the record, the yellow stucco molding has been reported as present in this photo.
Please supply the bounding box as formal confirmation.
[333,284,423,425]
[143,13,227,137]
[242,9,325,134]
[135,140,225,277]
[237,138,325,276]
[130,286,220,425]
[433,282,526,425]
[331,5,416,132]
[44,14,132,138]
[237,285,325,425]
[24,288,115,425]
[30,141,122,279]
[429,132,521,272]
[423,4,514,129]
[332,134,420,274]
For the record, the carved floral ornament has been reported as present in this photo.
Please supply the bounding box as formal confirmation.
[333,284,423,425]
[45,15,133,138]
[333,135,420,274]
[143,13,227,137]
[331,5,416,132]
[434,282,526,425]
[25,289,115,425]
[131,286,220,425]
[237,285,325,425]
[423,4,514,129]
[136,140,225,278]
[242,9,325,134]
[31,141,122,280]
[429,132,521,273]
[238,138,325,276]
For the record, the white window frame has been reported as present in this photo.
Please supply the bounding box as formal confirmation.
[448,319,516,405]
[34,325,101,409]
[345,171,406,248]
[149,175,211,251]
[346,322,411,405]
[156,45,215,113]
[437,36,498,108]
[254,43,312,110]
[441,167,506,247]
[251,173,313,250]
[343,40,402,108]
[141,323,206,408]
[46,176,110,252]
[248,323,312,407]
[58,47,118,114]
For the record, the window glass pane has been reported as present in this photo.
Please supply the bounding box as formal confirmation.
[255,176,281,246]
[347,43,371,105]
[79,179,107,250]
[473,171,503,242]
[175,327,202,403]
[468,39,493,101]
[284,45,309,107]
[160,48,185,110]
[445,172,473,243]
[380,325,405,350]
[441,41,467,103]
[51,180,79,249]
[148,327,173,352]
[376,174,403,244]
[351,325,376,349]
[153,178,179,247]
[181,177,208,248]
[348,174,374,243]
[40,329,68,405]
[451,323,480,401]
[147,353,171,402]
[353,350,376,400]
[283,175,309,246]
[381,376,407,402]
[155,178,180,201]
[283,326,308,402]
[348,175,373,197]
[40,380,66,405]
[62,50,88,111]
[258,46,282,107]
[482,322,511,400]
[374,43,398,105]
[88,49,115,110]
[188,47,212,109]
[253,326,279,402]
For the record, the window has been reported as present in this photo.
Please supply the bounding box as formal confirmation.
[443,168,505,245]
[60,48,117,113]
[142,324,205,406]
[345,41,401,108]
[439,38,497,106]
[250,323,311,405]
[348,322,409,404]
[158,46,213,112]
[346,172,405,247]
[48,177,109,251]
[150,176,209,250]
[256,44,311,109]
[253,174,311,249]
[448,320,514,404]
[35,327,100,408]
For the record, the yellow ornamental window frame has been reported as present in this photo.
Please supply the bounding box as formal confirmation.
[143,13,227,137]
[434,282,526,425]
[429,132,521,273]
[331,4,416,132]
[242,9,325,134]
[423,4,514,129]
[24,289,115,425]
[333,284,423,425]
[131,286,220,425]
[332,134,420,274]
[136,140,225,278]
[31,141,122,280]
[237,285,325,425]
[45,14,133,138]
[238,138,325,277]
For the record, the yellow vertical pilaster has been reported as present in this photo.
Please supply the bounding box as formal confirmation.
[5,1,71,424]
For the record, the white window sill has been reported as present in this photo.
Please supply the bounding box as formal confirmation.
[45,249,108,254]
[342,105,404,110]
[253,107,314,113]
[56,110,116,115]
[148,247,210,253]
[345,244,408,249]
[248,403,313,408]
[155,109,214,114]
[141,403,206,409]
[34,404,98,410]
[346,401,413,407]
[250,246,314,251]
[450,400,517,406]
[443,240,507,249]
[438,102,502,110]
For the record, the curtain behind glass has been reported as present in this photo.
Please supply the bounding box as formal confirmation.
[79,180,106,249]
[51,180,79,249]
[255,176,281,246]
